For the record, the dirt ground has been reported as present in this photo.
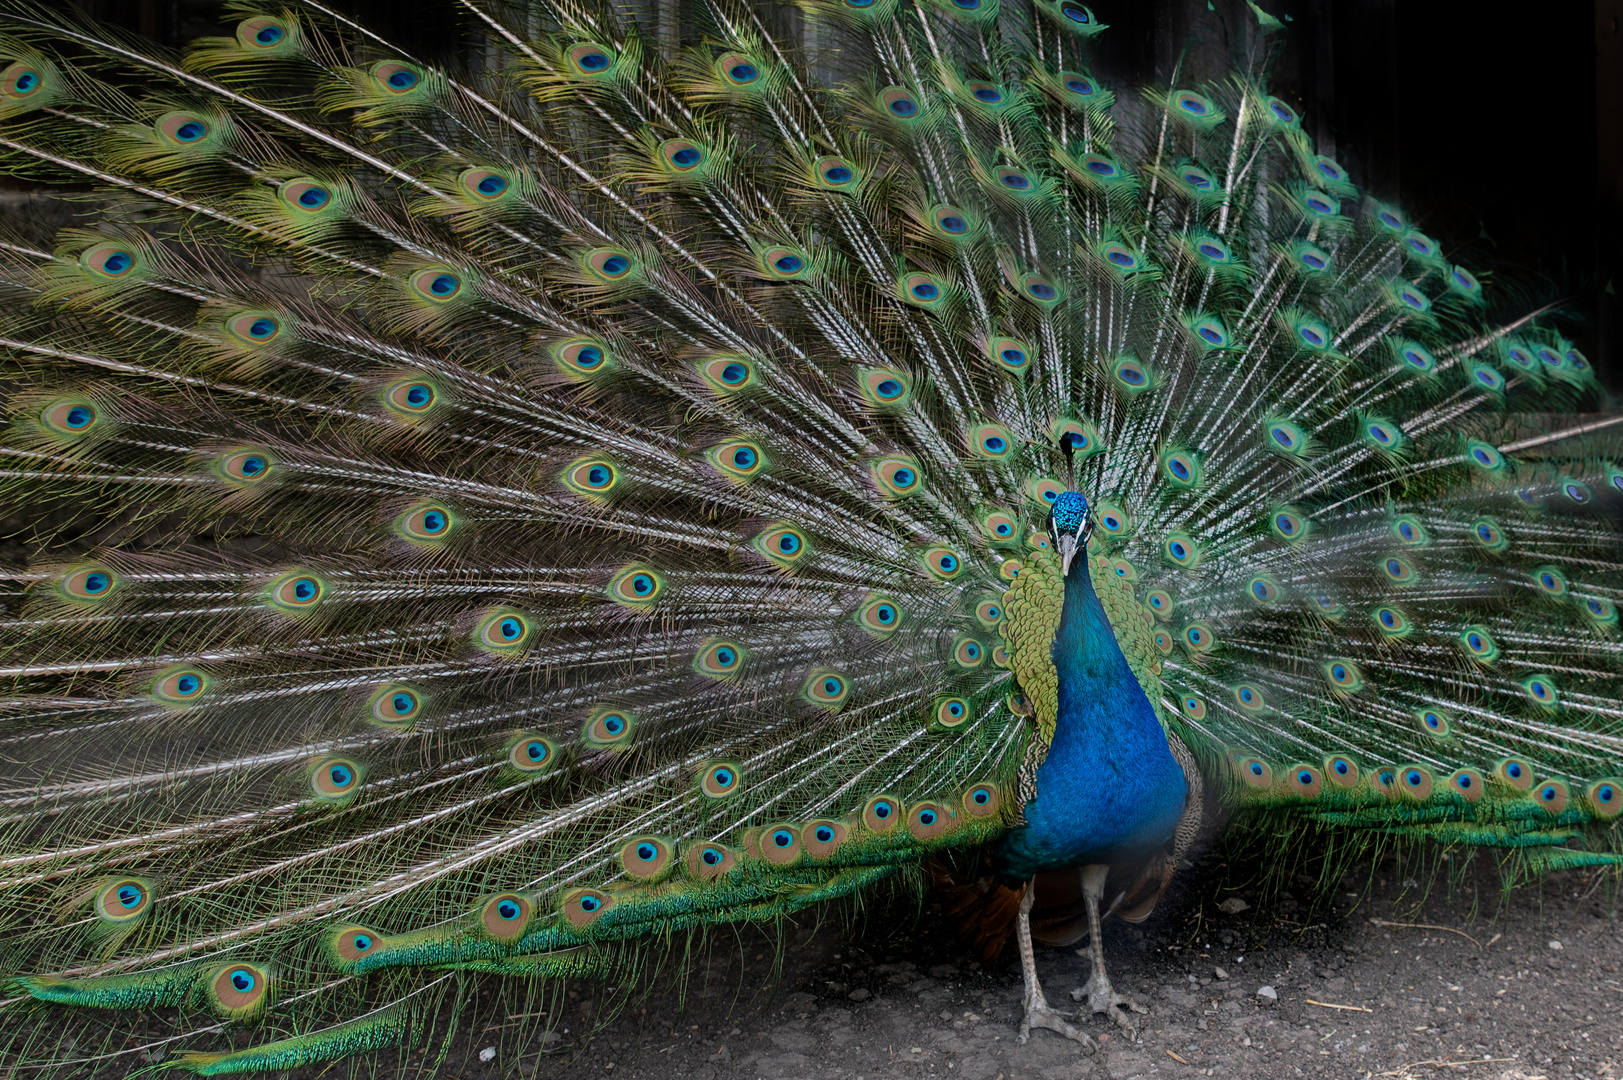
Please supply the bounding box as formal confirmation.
[465,849,1623,1080]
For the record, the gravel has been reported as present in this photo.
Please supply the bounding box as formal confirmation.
[477,851,1623,1080]
[259,848,1621,1080]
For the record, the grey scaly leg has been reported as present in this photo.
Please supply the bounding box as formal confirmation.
[1075,863,1147,1034]
[1015,879,1096,1049]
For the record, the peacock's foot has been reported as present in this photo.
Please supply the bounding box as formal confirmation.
[1017,988,1098,1050]
[1070,965,1147,1037]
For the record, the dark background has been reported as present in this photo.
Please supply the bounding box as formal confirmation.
[66,0,1623,391]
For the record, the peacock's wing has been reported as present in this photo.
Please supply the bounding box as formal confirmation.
[0,0,1618,1072]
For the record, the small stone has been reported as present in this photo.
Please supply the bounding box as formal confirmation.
[1214,967,1229,981]
[1069,987,1086,1002]
[478,1047,497,1063]
[911,1047,923,1055]
[730,1028,741,1036]
[1217,898,1250,914]
[1256,985,1278,1004]
[848,988,872,1002]
[1547,940,1564,951]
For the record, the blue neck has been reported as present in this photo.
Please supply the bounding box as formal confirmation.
[995,552,1187,878]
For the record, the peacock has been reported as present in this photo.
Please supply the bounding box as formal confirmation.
[0,0,1620,1071]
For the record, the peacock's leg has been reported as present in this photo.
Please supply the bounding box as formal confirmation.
[1074,863,1148,1034]
[1015,879,1097,1049]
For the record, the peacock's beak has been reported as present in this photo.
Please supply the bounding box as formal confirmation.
[1057,533,1078,576]
[1057,520,1091,577]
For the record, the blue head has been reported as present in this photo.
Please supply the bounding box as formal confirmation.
[1049,491,1092,576]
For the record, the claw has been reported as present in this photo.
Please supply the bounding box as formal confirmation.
[1072,968,1146,1037]
[1018,994,1098,1049]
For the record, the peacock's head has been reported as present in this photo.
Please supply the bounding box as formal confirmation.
[1049,491,1092,577]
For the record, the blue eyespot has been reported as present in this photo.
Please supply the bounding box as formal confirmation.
[672,147,701,167]
[580,895,601,911]
[636,843,656,861]
[388,69,417,89]
[231,970,255,992]
[1028,282,1056,299]
[772,829,794,848]
[578,52,610,71]
[876,604,896,624]
[713,768,733,786]
[775,255,804,273]
[702,847,722,865]
[477,174,507,195]
[940,215,968,233]
[714,647,737,666]
[889,98,918,117]
[815,824,835,841]
[117,884,143,907]
[603,714,625,734]
[730,63,758,81]
[353,933,372,950]
[912,282,939,300]
[873,800,892,818]
[256,25,284,44]
[102,252,132,275]
[1249,762,1264,777]
[600,255,629,275]
[919,808,937,825]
